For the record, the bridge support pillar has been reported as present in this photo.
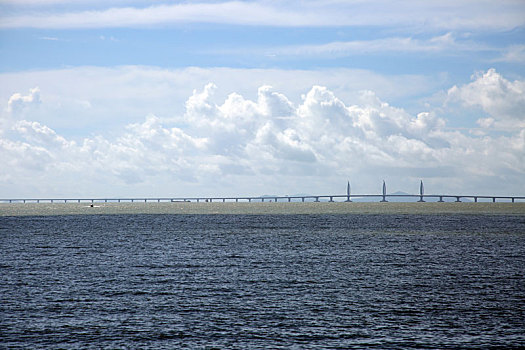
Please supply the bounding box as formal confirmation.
[438,196,444,202]
[493,197,496,203]
[474,197,478,203]
[455,197,461,202]
[315,197,320,202]
[380,197,388,202]
[418,196,425,202]
[288,197,291,202]
[512,197,515,203]
[329,196,334,202]
[302,197,305,202]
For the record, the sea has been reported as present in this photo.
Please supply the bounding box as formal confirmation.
[1,202,525,349]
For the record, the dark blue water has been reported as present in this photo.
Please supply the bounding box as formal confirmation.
[1,214,525,349]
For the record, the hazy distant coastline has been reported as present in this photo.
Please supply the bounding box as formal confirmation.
[1,202,525,217]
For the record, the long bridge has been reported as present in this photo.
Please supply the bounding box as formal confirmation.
[1,181,523,204]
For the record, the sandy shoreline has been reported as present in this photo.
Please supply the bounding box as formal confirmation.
[1,202,525,216]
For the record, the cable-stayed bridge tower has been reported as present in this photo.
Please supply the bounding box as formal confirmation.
[345,181,352,202]
[380,180,388,202]
[418,180,425,202]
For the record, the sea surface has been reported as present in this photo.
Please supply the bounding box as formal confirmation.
[1,203,525,349]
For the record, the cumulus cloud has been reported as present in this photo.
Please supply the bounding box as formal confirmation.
[447,68,525,129]
[14,120,71,149]
[7,87,41,114]
[0,66,443,132]
[1,73,524,197]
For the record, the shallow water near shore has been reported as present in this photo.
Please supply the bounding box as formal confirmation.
[1,205,524,349]
[1,201,525,216]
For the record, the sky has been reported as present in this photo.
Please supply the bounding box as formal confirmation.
[0,0,524,198]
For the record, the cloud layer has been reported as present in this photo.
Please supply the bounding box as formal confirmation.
[1,0,524,30]
[1,68,523,197]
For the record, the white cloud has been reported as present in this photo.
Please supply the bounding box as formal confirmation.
[0,2,320,28]
[1,68,524,197]
[260,33,490,58]
[7,87,41,114]
[0,66,440,136]
[447,68,525,129]
[14,119,71,150]
[0,0,89,4]
[494,44,525,64]
[1,0,523,30]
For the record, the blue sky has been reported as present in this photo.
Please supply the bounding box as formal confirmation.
[0,0,524,198]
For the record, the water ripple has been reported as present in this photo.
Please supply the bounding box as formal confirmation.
[1,214,524,349]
